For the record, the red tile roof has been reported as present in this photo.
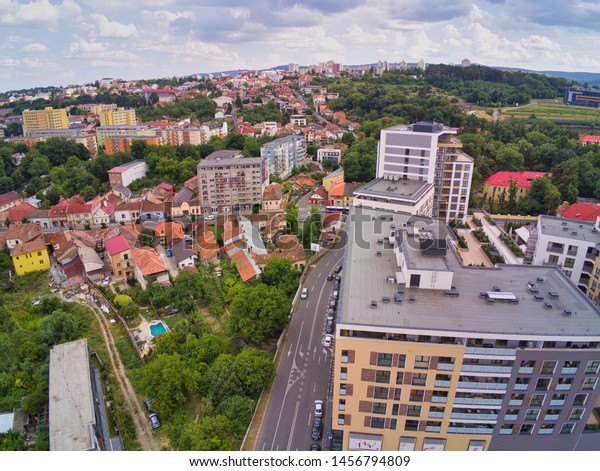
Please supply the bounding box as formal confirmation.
[559,202,600,222]
[10,236,47,257]
[7,202,37,222]
[484,171,551,189]
[131,247,168,277]
[230,249,260,282]
[579,135,600,144]
[104,234,130,256]
[6,222,42,244]
[0,191,23,207]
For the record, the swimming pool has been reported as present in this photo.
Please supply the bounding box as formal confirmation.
[150,322,168,337]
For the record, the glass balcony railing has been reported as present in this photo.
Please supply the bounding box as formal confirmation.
[514,384,528,391]
[447,426,493,435]
[454,397,503,406]
[457,382,508,391]
[461,365,513,375]
[450,412,498,422]
[518,367,534,374]
[465,347,517,357]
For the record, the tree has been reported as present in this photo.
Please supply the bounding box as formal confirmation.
[228,285,291,344]
[520,176,562,215]
[262,257,300,297]
[233,348,274,399]
[242,137,260,157]
[149,92,159,105]
[217,395,255,437]
[341,132,355,146]
[495,146,524,171]
[286,202,299,234]
[4,122,23,138]
[37,309,87,347]
[140,353,198,417]
[202,354,242,404]
[177,415,235,450]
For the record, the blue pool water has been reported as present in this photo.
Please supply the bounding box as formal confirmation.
[150,322,168,337]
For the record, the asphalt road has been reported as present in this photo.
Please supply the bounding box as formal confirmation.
[255,234,346,451]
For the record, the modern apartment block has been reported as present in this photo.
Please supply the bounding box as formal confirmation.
[317,147,342,165]
[107,159,149,188]
[260,135,307,179]
[331,206,600,451]
[28,129,99,158]
[95,125,155,148]
[374,122,473,223]
[104,135,164,155]
[531,215,600,293]
[99,107,137,126]
[22,107,68,136]
[197,150,269,215]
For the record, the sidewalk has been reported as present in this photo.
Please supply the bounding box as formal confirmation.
[474,211,523,265]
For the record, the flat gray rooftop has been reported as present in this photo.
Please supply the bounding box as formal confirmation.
[539,214,600,244]
[49,339,97,451]
[340,207,600,338]
[354,178,433,203]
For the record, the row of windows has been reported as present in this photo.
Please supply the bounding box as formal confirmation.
[502,423,576,435]
[377,353,431,369]
[515,376,597,391]
[520,359,600,375]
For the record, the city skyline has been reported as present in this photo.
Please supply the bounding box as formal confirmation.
[1,0,600,91]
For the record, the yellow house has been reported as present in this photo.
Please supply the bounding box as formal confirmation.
[10,237,50,276]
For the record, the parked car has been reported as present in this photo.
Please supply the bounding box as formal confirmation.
[334,265,342,273]
[326,309,335,320]
[149,413,161,429]
[143,398,152,412]
[327,273,335,281]
[310,443,321,451]
[314,400,323,418]
[333,280,340,290]
[332,290,339,300]
[323,335,333,347]
[166,249,173,257]
[301,288,308,299]
[326,319,334,334]
[204,215,215,221]
[311,417,322,441]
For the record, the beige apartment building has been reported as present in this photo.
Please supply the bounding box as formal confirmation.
[197,150,269,215]
[99,107,137,126]
[332,206,600,451]
[22,107,68,136]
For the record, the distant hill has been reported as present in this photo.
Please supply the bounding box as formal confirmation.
[541,71,600,87]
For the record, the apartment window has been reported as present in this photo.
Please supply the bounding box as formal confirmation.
[376,370,391,383]
[409,389,424,402]
[396,372,404,384]
[340,367,347,380]
[397,354,406,368]
[560,423,575,434]
[412,373,427,386]
[374,387,389,399]
[390,419,398,430]
[530,394,545,406]
[420,150,426,157]
[573,394,588,406]
[392,404,400,416]
[338,399,346,411]
[539,424,555,435]
[525,409,540,421]
[569,409,584,420]
[372,402,387,415]
[585,360,600,374]
[394,388,402,401]
[500,424,514,435]
[407,405,421,417]
[341,350,350,363]
[564,258,575,269]
[405,420,419,432]
[338,414,345,425]
[377,353,393,367]
[541,361,557,374]
[40,260,45,265]
[536,378,551,391]
[519,424,534,435]
[414,355,430,369]
[404,149,410,156]
[371,417,385,429]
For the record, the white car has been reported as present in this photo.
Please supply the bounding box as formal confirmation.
[301,288,308,299]
[323,335,333,347]
[205,215,216,221]
[314,400,323,418]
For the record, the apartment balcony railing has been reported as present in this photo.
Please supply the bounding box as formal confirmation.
[549,399,565,406]
[556,384,572,391]
[457,381,508,391]
[518,367,534,374]
[561,367,578,375]
[461,365,513,375]
[546,246,564,254]
[544,414,560,421]
[434,380,451,388]
[454,397,503,407]
[428,411,445,419]
[447,426,493,435]
[508,399,523,406]
[499,428,513,435]
[437,362,455,371]
[514,383,529,391]
[450,412,498,422]
[504,414,518,421]
[425,426,442,433]
[465,347,517,358]
[431,396,448,404]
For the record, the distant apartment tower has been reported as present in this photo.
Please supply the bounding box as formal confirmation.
[332,206,600,452]
[531,215,600,293]
[99,107,137,126]
[96,125,155,147]
[564,87,600,108]
[197,150,268,215]
[77,103,117,115]
[104,135,163,155]
[260,135,307,179]
[22,107,68,136]
[374,122,473,223]
[461,58,471,67]
[28,129,98,158]
[288,63,300,73]
[107,159,149,188]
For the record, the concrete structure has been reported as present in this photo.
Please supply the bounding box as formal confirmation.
[95,125,155,147]
[99,107,136,126]
[332,206,600,451]
[564,87,600,108]
[107,160,149,188]
[531,215,600,293]
[376,122,473,223]
[49,339,99,451]
[353,179,435,216]
[22,107,68,136]
[260,135,307,179]
[317,146,343,165]
[484,171,550,204]
[27,129,99,158]
[104,135,163,155]
[197,150,268,215]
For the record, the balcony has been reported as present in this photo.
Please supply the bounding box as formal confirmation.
[437,362,455,371]
[465,347,517,358]
[539,428,554,435]
[461,365,513,375]
[549,399,565,406]
[499,428,513,435]
[504,414,518,421]
[434,380,451,388]
[450,412,498,422]
[509,400,523,406]
[514,383,529,391]
[561,367,578,375]
[556,384,572,391]
[546,246,564,254]
[519,367,534,374]
[544,414,560,421]
[428,411,445,419]
[457,381,508,391]
[431,396,448,404]
[425,426,442,433]
[454,397,503,407]
[447,426,493,435]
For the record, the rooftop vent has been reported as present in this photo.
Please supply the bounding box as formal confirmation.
[376,251,382,256]
[579,224,584,228]
[371,300,378,308]
[394,293,403,303]
[387,275,395,284]
[563,309,572,316]
[536,276,545,282]
[493,285,501,292]
[408,295,416,303]
[382,296,391,303]
[561,222,568,226]
[444,290,459,297]
[563,227,569,231]
[544,301,553,309]
[534,294,544,301]
[571,231,578,235]
[548,291,559,298]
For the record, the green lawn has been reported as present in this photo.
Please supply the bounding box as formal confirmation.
[503,99,600,121]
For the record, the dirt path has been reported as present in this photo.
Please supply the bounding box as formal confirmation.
[85,301,161,451]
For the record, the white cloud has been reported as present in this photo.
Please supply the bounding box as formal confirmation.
[0,0,81,27]
[23,42,48,52]
[520,35,560,51]
[90,13,138,38]
[0,57,20,67]
[69,39,107,54]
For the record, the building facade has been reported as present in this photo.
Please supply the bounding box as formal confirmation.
[99,107,137,126]
[331,206,600,451]
[376,122,473,223]
[564,87,600,108]
[484,171,551,204]
[317,147,342,165]
[22,107,68,136]
[260,135,307,179]
[107,160,149,188]
[197,150,269,215]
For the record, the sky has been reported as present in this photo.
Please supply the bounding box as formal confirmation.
[1,0,600,92]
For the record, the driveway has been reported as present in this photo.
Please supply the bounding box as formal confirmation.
[154,244,180,279]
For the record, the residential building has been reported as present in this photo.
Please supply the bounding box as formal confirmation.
[107,160,149,188]
[131,247,170,290]
[291,114,307,126]
[93,200,116,225]
[332,206,600,451]
[172,239,197,270]
[104,234,134,281]
[484,171,550,204]
[197,150,269,215]
[531,215,600,292]
[317,147,343,165]
[26,129,99,158]
[557,202,600,223]
[104,135,163,155]
[323,168,345,193]
[262,183,284,212]
[113,201,142,224]
[579,135,600,145]
[25,209,51,229]
[329,181,360,208]
[308,186,329,207]
[49,339,100,451]
[78,103,117,115]
[22,107,68,136]
[375,122,473,223]
[261,135,307,179]
[0,191,24,212]
[95,125,155,147]
[5,222,42,249]
[99,107,136,126]
[587,255,600,309]
[154,221,184,246]
[66,203,93,229]
[197,226,220,265]
[9,226,50,276]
